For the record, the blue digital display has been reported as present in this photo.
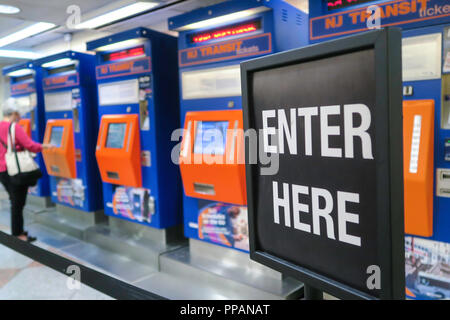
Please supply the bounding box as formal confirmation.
[194,121,229,155]
[50,126,64,148]
[106,123,127,149]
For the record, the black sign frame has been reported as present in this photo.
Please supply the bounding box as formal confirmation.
[241,28,405,300]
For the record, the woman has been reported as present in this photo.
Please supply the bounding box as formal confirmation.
[0,98,52,242]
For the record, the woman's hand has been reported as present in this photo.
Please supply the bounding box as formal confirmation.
[41,143,54,150]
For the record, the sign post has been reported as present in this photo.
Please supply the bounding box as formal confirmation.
[241,28,405,300]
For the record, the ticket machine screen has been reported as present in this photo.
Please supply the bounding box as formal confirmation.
[50,126,64,147]
[106,123,127,149]
[194,121,228,155]
[42,119,76,179]
[180,110,246,205]
[96,115,142,187]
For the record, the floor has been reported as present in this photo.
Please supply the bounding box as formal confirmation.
[0,244,112,300]
[0,189,113,300]
[0,187,305,300]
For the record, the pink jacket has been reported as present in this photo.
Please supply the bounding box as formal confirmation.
[0,121,42,172]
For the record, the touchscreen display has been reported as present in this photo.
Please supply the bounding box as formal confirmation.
[106,123,127,149]
[50,126,64,148]
[194,121,228,155]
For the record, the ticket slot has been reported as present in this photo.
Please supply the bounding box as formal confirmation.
[437,169,450,197]
[194,182,216,195]
[18,119,31,137]
[403,100,435,237]
[96,114,142,188]
[42,119,76,179]
[179,110,246,205]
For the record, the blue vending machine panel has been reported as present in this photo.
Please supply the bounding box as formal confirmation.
[169,0,309,252]
[2,62,50,198]
[86,28,181,229]
[309,0,450,300]
[36,51,103,212]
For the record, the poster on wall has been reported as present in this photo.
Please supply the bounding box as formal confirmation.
[54,178,86,208]
[107,186,155,225]
[195,201,249,252]
[405,237,450,300]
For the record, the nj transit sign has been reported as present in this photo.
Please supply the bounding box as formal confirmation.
[11,81,35,95]
[311,0,450,41]
[241,29,405,300]
[179,33,272,67]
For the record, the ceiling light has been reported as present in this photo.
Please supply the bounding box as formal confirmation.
[0,49,39,59]
[0,22,56,48]
[93,39,144,52]
[0,5,20,14]
[6,68,34,77]
[41,58,75,69]
[175,7,270,31]
[75,2,158,30]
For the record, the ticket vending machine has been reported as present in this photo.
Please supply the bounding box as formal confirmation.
[309,0,450,300]
[85,28,183,267]
[2,62,51,208]
[37,51,105,237]
[166,0,307,299]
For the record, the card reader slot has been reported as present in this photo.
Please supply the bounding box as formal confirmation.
[228,120,239,162]
[441,172,450,180]
[97,121,104,150]
[437,169,450,198]
[107,171,120,180]
[126,123,132,152]
[194,183,215,195]
[182,121,192,158]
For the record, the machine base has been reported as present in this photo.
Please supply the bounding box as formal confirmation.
[24,221,157,284]
[24,196,54,222]
[134,239,304,299]
[84,218,186,269]
[26,195,54,210]
[34,204,107,239]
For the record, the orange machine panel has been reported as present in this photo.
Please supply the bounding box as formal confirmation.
[403,100,435,237]
[42,119,76,179]
[18,119,31,137]
[96,114,142,188]
[179,110,246,205]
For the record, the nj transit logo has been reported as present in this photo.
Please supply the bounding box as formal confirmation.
[96,57,151,80]
[179,33,272,67]
[43,74,79,90]
[310,0,449,40]
[11,81,35,95]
